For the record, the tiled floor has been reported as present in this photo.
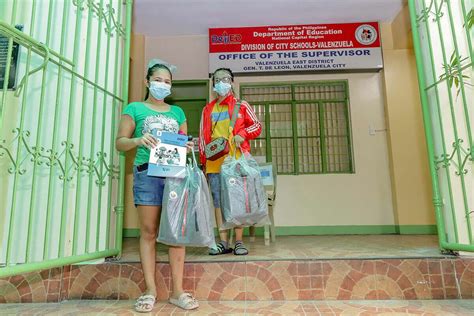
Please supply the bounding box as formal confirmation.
[2,299,474,315]
[120,235,447,262]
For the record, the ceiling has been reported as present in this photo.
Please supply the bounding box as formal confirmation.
[133,0,405,37]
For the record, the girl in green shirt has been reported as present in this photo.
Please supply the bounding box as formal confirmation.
[116,61,198,312]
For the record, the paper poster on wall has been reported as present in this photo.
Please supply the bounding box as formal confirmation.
[209,22,383,74]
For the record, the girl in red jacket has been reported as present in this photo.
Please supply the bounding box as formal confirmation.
[199,68,262,255]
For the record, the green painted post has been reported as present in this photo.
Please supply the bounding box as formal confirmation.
[86,0,105,253]
[23,0,40,262]
[409,0,448,250]
[419,0,459,243]
[70,1,95,257]
[41,0,69,259]
[53,1,83,260]
[107,0,124,249]
[96,0,114,252]
[115,0,134,258]
[24,0,55,261]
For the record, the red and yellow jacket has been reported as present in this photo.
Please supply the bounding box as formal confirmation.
[199,94,262,166]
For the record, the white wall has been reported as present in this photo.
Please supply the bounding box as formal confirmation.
[142,34,395,227]
[145,35,209,80]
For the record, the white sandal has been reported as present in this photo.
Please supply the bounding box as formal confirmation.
[169,293,199,310]
[135,294,156,313]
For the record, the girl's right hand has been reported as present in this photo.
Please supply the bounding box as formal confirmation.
[134,133,157,149]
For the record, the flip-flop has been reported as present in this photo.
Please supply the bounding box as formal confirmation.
[169,292,199,310]
[134,294,156,313]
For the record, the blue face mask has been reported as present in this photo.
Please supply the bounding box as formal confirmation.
[213,82,232,97]
[149,81,171,100]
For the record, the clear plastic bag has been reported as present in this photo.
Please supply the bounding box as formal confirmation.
[220,152,270,229]
[157,151,215,247]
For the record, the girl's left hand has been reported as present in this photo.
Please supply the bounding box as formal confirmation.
[186,141,194,153]
[233,134,245,147]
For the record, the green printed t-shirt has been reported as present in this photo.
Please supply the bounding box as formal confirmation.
[122,102,186,166]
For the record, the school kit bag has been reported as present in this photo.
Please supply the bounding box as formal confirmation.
[220,152,269,229]
[157,151,214,247]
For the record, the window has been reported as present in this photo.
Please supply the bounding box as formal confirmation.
[240,81,354,175]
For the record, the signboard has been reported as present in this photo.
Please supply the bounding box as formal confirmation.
[209,22,383,74]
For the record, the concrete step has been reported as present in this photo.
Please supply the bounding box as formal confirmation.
[1,257,473,303]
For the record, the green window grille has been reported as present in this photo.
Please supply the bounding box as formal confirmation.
[240,81,354,175]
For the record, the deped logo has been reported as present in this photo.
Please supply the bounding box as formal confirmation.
[355,24,378,45]
[211,31,242,44]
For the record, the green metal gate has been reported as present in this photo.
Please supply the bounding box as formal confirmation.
[0,0,132,277]
[409,0,473,252]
